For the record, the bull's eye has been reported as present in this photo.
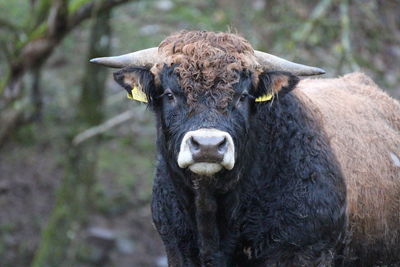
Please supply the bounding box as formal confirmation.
[239,93,248,102]
[235,92,254,108]
[163,89,175,102]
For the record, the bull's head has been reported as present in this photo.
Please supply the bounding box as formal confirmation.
[90,31,324,179]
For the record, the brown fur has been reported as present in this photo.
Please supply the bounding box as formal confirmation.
[296,72,400,262]
[153,31,261,109]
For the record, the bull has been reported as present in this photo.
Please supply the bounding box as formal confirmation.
[90,31,400,266]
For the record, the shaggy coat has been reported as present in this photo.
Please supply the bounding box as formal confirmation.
[298,73,400,265]
[113,31,400,266]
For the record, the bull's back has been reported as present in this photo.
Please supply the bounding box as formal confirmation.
[297,72,400,264]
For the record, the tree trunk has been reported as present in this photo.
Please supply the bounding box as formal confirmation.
[31,9,112,267]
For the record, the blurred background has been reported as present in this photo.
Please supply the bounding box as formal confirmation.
[0,0,399,266]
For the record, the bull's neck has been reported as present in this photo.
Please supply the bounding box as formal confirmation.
[248,90,342,189]
[193,179,222,265]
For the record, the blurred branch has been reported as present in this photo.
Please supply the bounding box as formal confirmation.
[2,0,134,94]
[68,0,131,29]
[293,0,333,42]
[0,105,25,146]
[30,68,43,121]
[0,39,11,63]
[68,0,93,13]
[0,17,19,32]
[336,0,358,73]
[0,0,136,148]
[32,0,53,28]
[73,109,136,145]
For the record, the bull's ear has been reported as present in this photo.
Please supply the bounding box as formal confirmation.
[113,66,155,103]
[255,71,299,102]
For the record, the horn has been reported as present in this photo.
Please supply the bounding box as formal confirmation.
[254,50,325,76]
[89,47,159,68]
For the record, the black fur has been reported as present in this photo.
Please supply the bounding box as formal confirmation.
[114,66,348,266]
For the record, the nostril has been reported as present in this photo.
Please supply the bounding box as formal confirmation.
[190,136,200,152]
[217,137,228,153]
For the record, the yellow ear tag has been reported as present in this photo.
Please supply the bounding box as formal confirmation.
[255,93,273,102]
[127,86,148,103]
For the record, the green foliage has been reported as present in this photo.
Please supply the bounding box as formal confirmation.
[68,0,93,13]
[0,0,30,28]
[32,0,53,28]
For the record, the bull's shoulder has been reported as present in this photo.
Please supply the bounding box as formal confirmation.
[339,72,389,99]
[297,72,378,91]
[296,72,400,124]
[341,72,376,86]
[298,72,393,100]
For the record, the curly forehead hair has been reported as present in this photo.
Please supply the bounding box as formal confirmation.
[154,31,260,109]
